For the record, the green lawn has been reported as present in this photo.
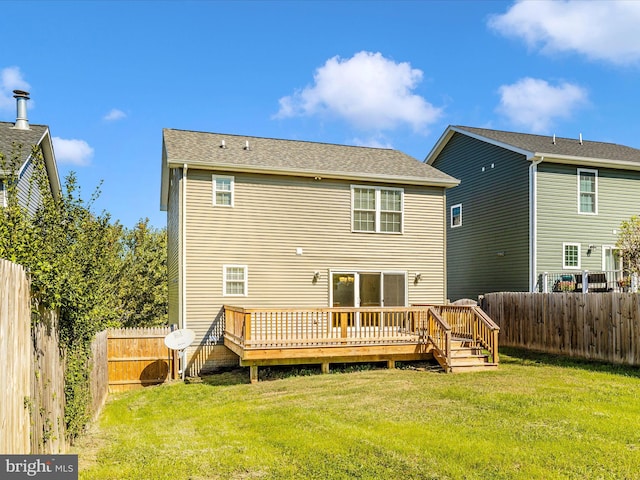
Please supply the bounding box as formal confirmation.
[74,349,640,480]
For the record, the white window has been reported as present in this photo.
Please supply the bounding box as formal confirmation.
[223,265,247,296]
[352,186,403,233]
[563,243,581,269]
[577,169,597,214]
[451,203,462,228]
[0,179,5,207]
[213,175,234,207]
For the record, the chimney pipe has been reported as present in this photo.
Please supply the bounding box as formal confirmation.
[13,90,30,130]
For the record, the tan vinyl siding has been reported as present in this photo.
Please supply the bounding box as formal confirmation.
[166,168,181,328]
[432,133,530,301]
[537,163,640,274]
[182,169,447,368]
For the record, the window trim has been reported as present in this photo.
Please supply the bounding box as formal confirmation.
[212,175,234,207]
[563,242,581,270]
[577,168,598,215]
[450,203,462,228]
[223,264,248,296]
[351,185,404,234]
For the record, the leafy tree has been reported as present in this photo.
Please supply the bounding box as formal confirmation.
[616,215,640,276]
[116,219,168,327]
[1,144,167,438]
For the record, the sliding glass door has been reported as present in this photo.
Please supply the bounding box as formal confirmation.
[331,271,407,328]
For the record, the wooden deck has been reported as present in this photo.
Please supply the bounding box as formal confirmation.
[224,305,500,382]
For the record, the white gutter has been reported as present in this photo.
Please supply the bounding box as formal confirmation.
[165,161,460,189]
[529,157,543,291]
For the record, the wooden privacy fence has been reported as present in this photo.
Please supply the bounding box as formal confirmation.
[0,258,109,454]
[30,308,66,454]
[0,259,31,454]
[107,327,178,392]
[480,292,640,365]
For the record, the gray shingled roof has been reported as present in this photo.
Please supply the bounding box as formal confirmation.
[0,121,48,173]
[454,126,640,164]
[163,128,458,186]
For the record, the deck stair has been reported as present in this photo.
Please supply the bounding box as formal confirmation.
[436,337,498,373]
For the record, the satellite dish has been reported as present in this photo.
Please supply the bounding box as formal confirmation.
[164,329,196,351]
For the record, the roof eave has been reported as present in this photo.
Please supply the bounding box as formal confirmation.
[166,160,460,188]
[160,141,169,211]
[531,153,640,170]
[425,125,535,165]
[39,129,61,200]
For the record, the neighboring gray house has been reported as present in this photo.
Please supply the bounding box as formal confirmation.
[160,128,459,374]
[0,91,60,212]
[426,125,640,301]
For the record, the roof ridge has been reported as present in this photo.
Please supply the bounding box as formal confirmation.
[454,125,640,150]
[163,127,395,152]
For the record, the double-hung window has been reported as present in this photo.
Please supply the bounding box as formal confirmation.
[223,265,247,296]
[578,169,597,214]
[563,243,580,269]
[352,186,403,233]
[213,175,234,207]
[451,203,462,228]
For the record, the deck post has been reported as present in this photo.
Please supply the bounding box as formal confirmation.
[340,313,347,339]
[387,360,395,369]
[250,365,258,384]
[244,312,252,342]
[321,363,330,374]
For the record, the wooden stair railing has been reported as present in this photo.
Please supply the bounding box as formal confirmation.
[414,304,500,372]
[422,307,452,372]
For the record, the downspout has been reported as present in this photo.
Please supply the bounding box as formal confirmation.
[181,164,188,377]
[181,164,188,329]
[443,190,448,303]
[530,157,543,291]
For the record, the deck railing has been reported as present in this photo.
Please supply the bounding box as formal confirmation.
[224,304,498,368]
[224,305,427,348]
[419,307,451,368]
[536,270,639,293]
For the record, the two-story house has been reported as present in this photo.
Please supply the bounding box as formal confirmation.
[426,125,640,301]
[160,128,464,375]
[0,90,60,211]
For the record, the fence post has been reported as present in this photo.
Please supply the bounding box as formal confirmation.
[582,270,589,293]
[542,272,549,293]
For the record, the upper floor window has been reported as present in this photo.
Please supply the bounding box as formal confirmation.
[213,175,234,207]
[451,203,462,228]
[352,186,403,233]
[578,169,597,214]
[223,265,247,296]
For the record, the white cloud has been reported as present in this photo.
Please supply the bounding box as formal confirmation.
[496,77,588,133]
[0,66,31,111]
[351,136,394,149]
[274,51,442,132]
[103,109,126,121]
[52,137,94,166]
[489,0,640,65]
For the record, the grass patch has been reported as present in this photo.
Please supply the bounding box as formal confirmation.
[74,350,640,479]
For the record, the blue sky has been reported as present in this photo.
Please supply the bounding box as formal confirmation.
[2,0,639,229]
